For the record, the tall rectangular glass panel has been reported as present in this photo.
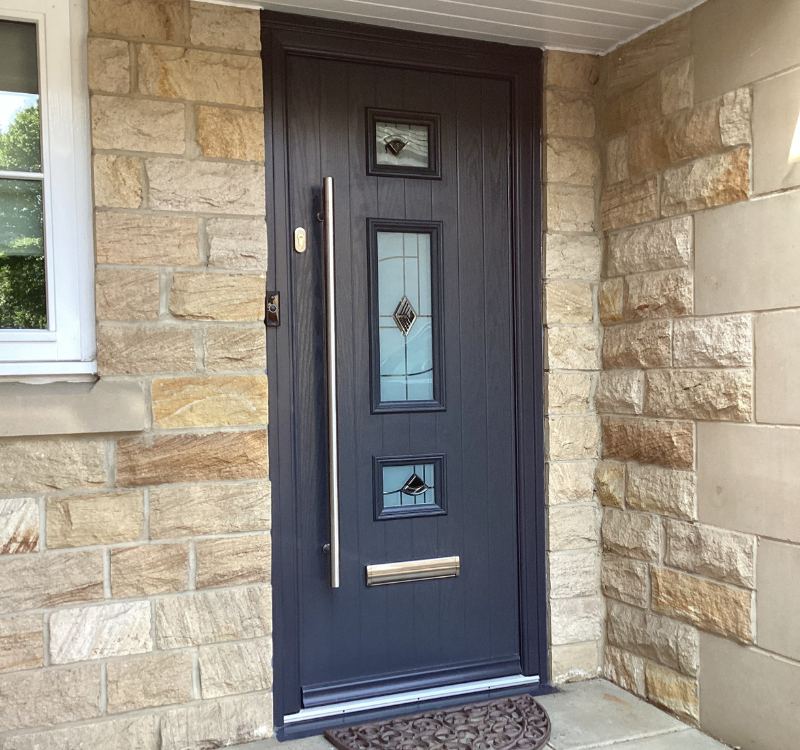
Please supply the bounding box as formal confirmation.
[0,20,45,329]
[377,231,433,402]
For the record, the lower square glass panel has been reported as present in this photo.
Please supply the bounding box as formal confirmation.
[374,455,446,520]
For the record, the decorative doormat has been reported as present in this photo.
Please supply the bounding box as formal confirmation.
[324,693,551,750]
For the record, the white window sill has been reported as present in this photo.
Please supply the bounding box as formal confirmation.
[0,360,97,377]
[0,379,147,437]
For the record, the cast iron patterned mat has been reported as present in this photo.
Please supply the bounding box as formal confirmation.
[324,693,551,750]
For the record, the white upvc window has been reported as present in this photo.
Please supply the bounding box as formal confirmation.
[0,0,94,376]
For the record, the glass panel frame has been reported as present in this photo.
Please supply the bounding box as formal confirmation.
[368,219,445,414]
[373,454,446,521]
[366,108,441,179]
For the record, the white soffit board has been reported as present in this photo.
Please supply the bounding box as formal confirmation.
[219,0,708,54]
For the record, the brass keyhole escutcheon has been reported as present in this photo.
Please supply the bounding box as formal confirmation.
[294,226,307,253]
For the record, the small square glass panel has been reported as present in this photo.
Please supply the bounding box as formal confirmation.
[375,122,429,169]
[367,109,440,178]
[374,455,445,520]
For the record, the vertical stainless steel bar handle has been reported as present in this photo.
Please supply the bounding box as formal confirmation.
[323,176,341,589]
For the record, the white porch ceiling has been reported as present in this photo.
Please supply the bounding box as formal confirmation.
[241,0,707,54]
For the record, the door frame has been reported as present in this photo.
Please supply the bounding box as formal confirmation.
[261,10,548,735]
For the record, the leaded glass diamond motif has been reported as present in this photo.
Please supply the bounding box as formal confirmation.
[392,295,417,336]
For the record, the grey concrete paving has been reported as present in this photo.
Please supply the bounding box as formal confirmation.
[232,680,730,749]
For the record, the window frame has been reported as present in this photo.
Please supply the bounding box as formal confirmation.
[0,0,95,376]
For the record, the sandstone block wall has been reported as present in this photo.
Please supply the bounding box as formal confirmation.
[596,3,800,745]
[0,2,272,747]
[543,52,604,684]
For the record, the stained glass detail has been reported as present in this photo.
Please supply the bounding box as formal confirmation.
[378,231,434,402]
[375,122,428,169]
[383,463,435,508]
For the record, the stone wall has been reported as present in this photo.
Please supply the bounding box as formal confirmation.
[0,1,272,747]
[542,51,605,683]
[596,2,800,746]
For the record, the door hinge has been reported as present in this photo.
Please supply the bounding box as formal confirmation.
[266,292,280,327]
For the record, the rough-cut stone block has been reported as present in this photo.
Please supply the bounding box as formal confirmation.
[544,233,602,281]
[604,14,690,94]
[0,551,103,614]
[545,90,594,138]
[139,45,262,107]
[595,370,643,415]
[602,554,648,607]
[551,641,599,684]
[548,462,595,505]
[95,213,199,266]
[150,481,270,537]
[97,325,195,376]
[652,566,753,641]
[602,417,694,469]
[628,119,670,176]
[720,88,752,146]
[190,3,261,51]
[673,315,752,367]
[196,534,271,589]
[646,663,699,722]
[88,0,186,42]
[644,369,752,421]
[4,714,159,750]
[602,175,659,231]
[0,615,42,674]
[550,596,603,646]
[624,269,693,320]
[95,268,159,322]
[547,326,600,371]
[147,158,265,215]
[602,77,661,138]
[545,51,598,92]
[50,602,151,664]
[0,440,105,495]
[605,646,646,697]
[548,417,599,461]
[595,461,624,508]
[0,665,100,732]
[602,320,671,369]
[665,100,722,164]
[546,138,599,186]
[548,505,597,551]
[661,58,693,114]
[0,498,38,554]
[111,543,189,598]
[599,278,623,323]
[197,106,264,161]
[665,520,755,588]
[546,185,595,232]
[199,639,272,698]
[47,491,143,549]
[91,96,185,153]
[607,217,693,276]
[207,218,267,271]
[152,375,268,428]
[607,599,699,676]
[605,135,629,185]
[93,155,141,209]
[116,431,268,487]
[547,372,592,415]
[170,272,266,322]
[160,693,272,750]
[87,39,130,94]
[204,325,266,372]
[107,652,193,713]
[549,550,599,599]
[602,507,661,562]
[627,464,695,521]
[546,281,593,326]
[662,147,750,216]
[155,586,271,649]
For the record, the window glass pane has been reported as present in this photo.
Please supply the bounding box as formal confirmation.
[375,122,428,169]
[382,463,436,508]
[0,21,41,173]
[378,231,434,402]
[0,179,46,329]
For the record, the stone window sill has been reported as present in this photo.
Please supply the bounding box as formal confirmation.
[0,380,147,438]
